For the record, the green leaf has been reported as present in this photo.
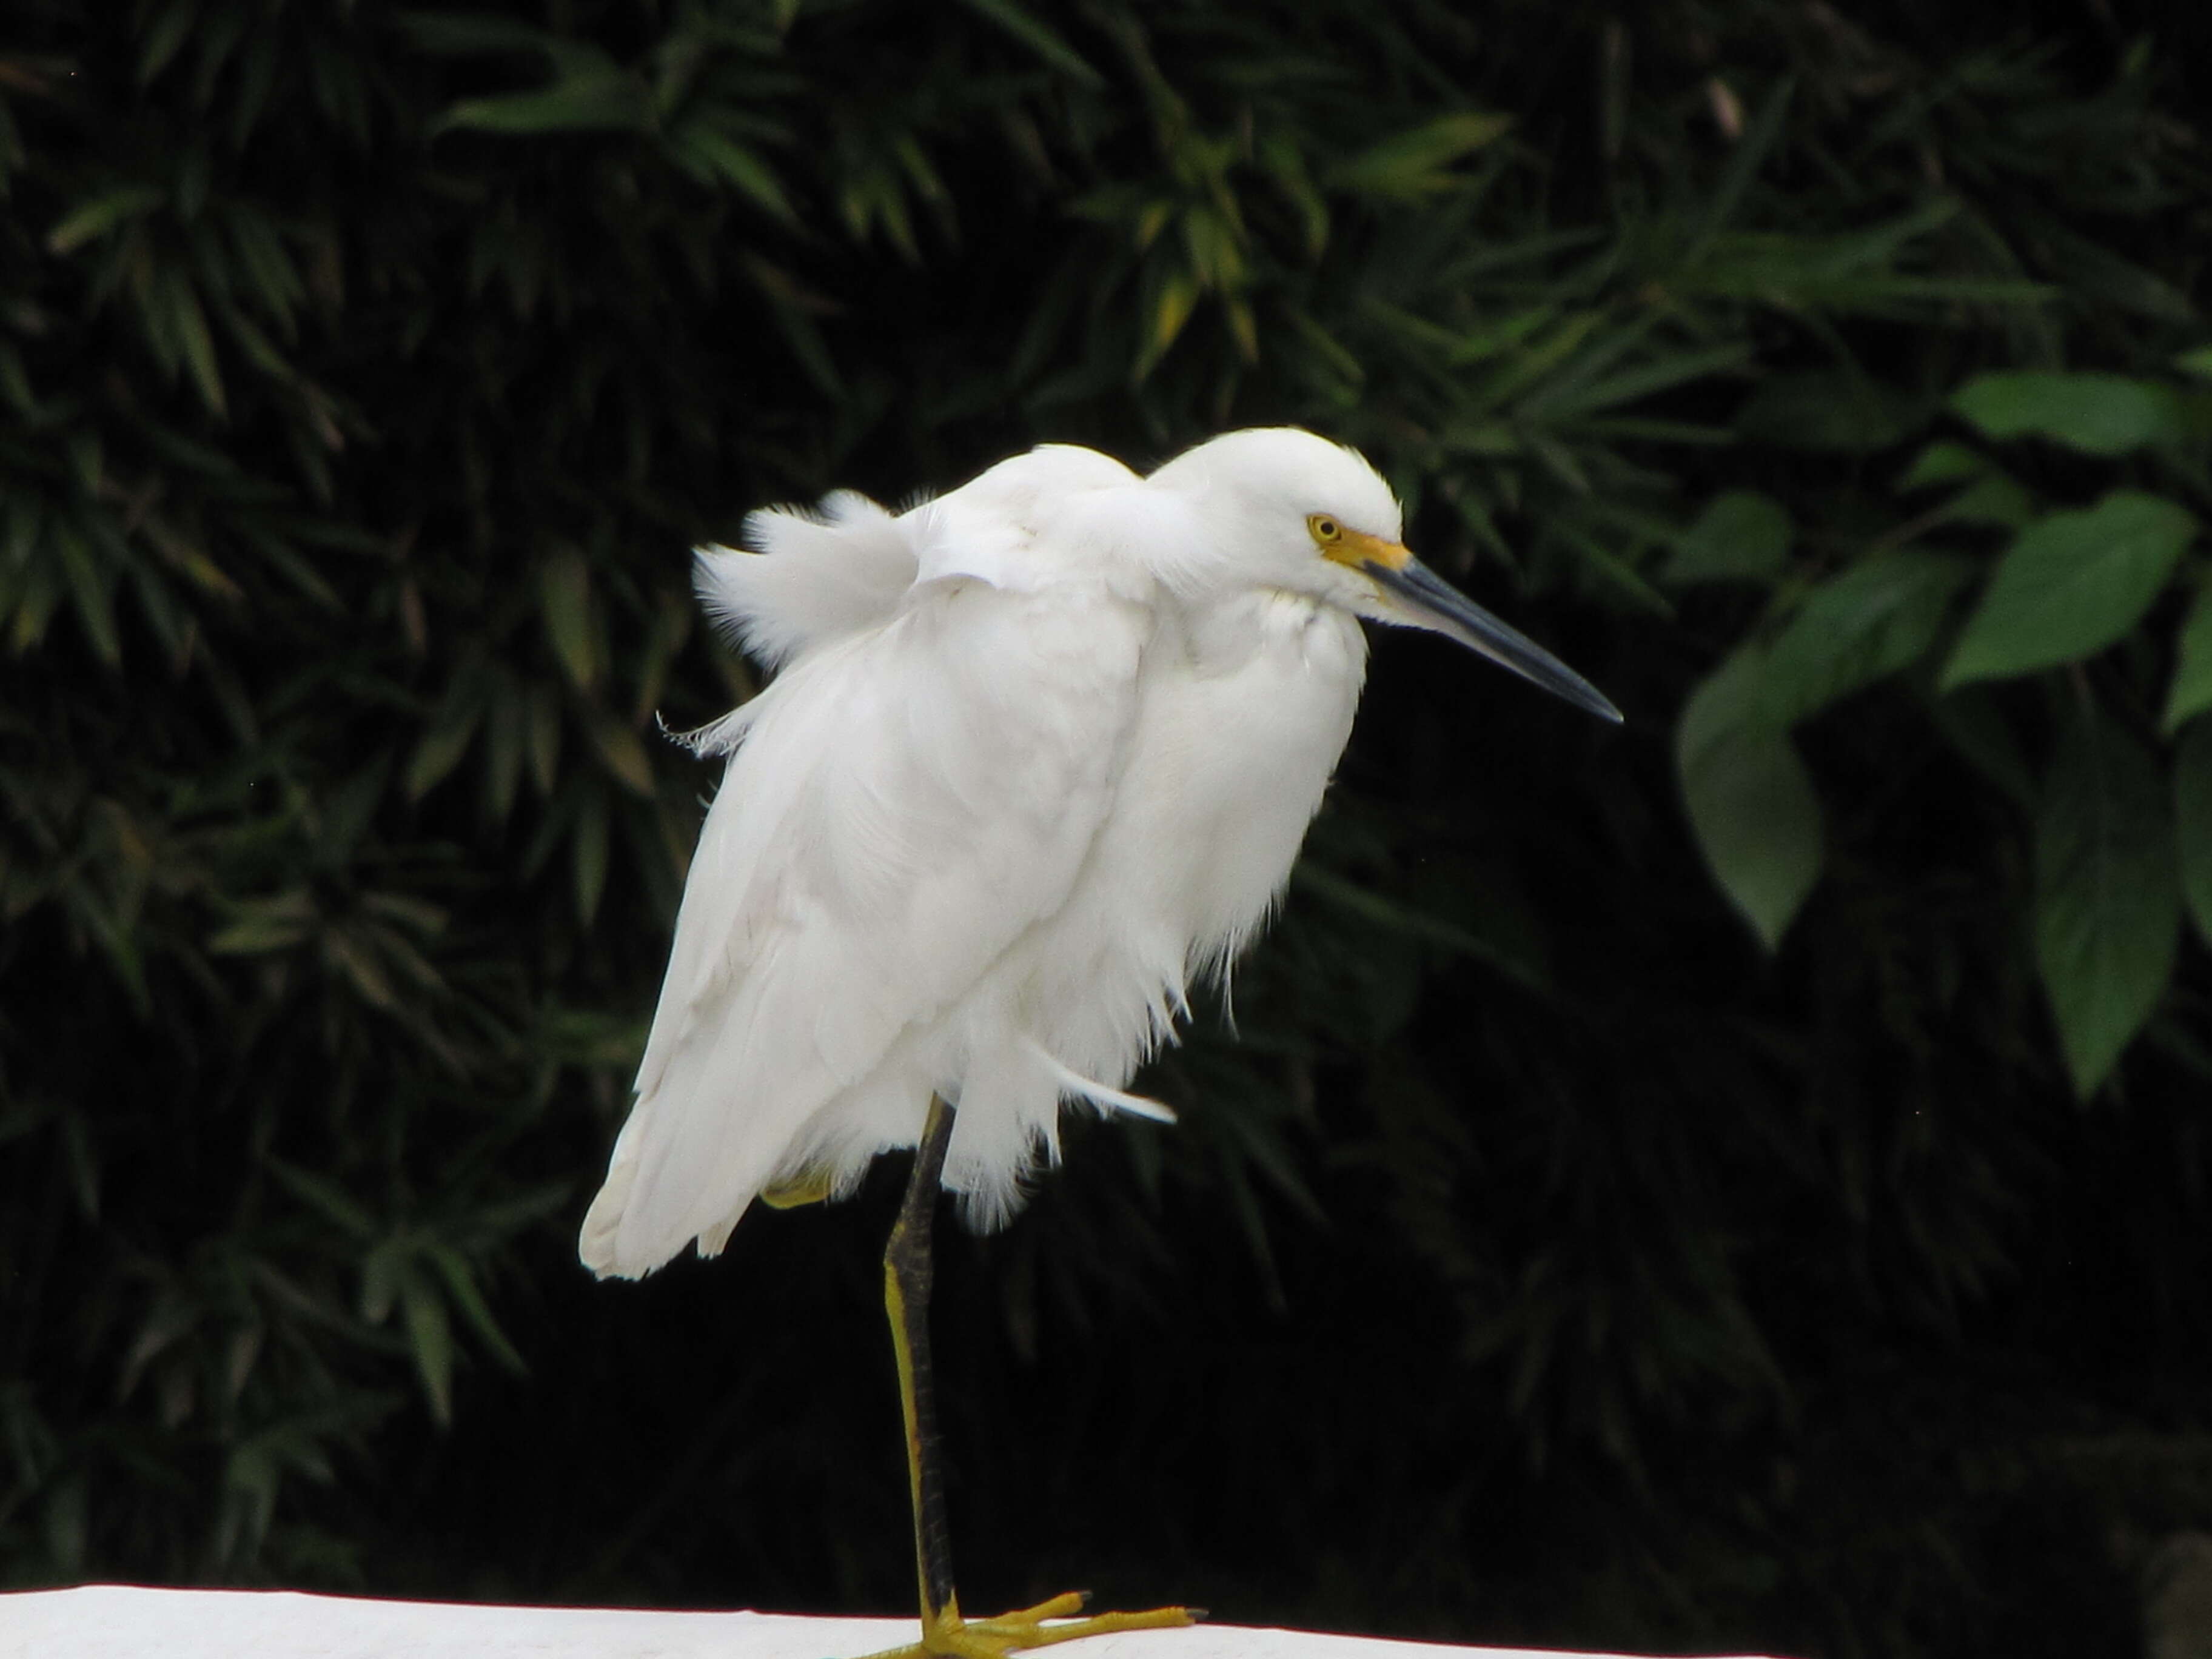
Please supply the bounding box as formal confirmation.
[265,1158,377,1241]
[1258,133,1328,260]
[1661,491,1790,586]
[485,674,527,824]
[1736,370,1924,453]
[1763,551,1973,722]
[1529,342,1752,423]
[1681,78,1792,263]
[2178,723,2212,951]
[426,1244,527,1375]
[538,547,599,690]
[398,1265,455,1427]
[45,186,166,255]
[572,785,610,925]
[2034,705,2178,1096]
[1323,112,1514,201]
[2176,345,2212,382]
[406,672,486,800]
[1952,370,2187,456]
[167,276,227,417]
[1291,863,1550,995]
[667,124,795,222]
[1931,472,2036,531]
[397,11,560,55]
[137,0,196,84]
[1940,492,2197,689]
[209,891,316,954]
[440,56,647,135]
[581,704,655,797]
[951,0,1104,85]
[1678,645,1824,949]
[53,519,120,667]
[1897,440,1988,491]
[528,679,563,794]
[0,340,32,414]
[741,255,843,398]
[59,1109,99,1221]
[2163,579,2212,735]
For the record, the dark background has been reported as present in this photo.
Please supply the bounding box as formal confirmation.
[4,3,2210,1656]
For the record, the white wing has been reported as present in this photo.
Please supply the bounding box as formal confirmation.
[581,567,1150,1278]
[694,490,917,671]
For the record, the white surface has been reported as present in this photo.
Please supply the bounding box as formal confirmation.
[0,1587,1776,1659]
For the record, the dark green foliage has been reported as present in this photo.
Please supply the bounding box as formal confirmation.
[2,2,2208,1654]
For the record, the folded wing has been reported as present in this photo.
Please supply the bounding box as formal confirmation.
[581,568,1149,1278]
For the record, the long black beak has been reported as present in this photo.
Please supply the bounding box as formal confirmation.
[1370,557,1623,724]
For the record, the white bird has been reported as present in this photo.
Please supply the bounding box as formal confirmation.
[580,427,1618,1658]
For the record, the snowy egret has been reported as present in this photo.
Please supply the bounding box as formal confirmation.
[581,427,1620,1657]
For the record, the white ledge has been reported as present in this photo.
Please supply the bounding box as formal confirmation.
[0,1586,1780,1659]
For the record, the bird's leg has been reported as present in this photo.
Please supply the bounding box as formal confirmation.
[886,1090,960,1634]
[865,1093,1198,1659]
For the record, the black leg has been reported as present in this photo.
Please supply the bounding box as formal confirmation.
[861,1091,1196,1659]
[886,1092,959,1629]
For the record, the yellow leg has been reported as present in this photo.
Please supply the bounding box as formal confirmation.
[863,1094,1197,1659]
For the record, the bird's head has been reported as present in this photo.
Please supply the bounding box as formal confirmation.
[1150,428,1622,723]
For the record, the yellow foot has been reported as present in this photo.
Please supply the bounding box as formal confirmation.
[861,1592,1200,1658]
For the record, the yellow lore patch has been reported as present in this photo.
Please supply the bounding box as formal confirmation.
[1310,515,1411,572]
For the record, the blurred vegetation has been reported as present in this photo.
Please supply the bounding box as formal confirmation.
[3,1,2209,1654]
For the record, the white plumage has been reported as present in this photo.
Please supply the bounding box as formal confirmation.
[580,427,1615,1279]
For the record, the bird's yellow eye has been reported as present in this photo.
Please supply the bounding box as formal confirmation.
[1307,514,1342,545]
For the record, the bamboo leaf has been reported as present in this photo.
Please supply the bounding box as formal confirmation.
[952,0,1102,84]
[398,1264,455,1427]
[668,124,795,221]
[426,1245,526,1375]
[741,255,843,397]
[538,546,599,690]
[440,55,647,135]
[1682,78,1792,263]
[485,674,527,825]
[406,672,487,800]
[572,785,610,924]
[54,519,121,668]
[1532,342,1751,422]
[265,1158,377,1241]
[1324,112,1514,201]
[209,891,316,954]
[138,0,199,84]
[47,186,166,255]
[527,679,563,795]
[1292,863,1550,994]
[1139,267,1199,374]
[167,275,227,417]
[581,704,655,797]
